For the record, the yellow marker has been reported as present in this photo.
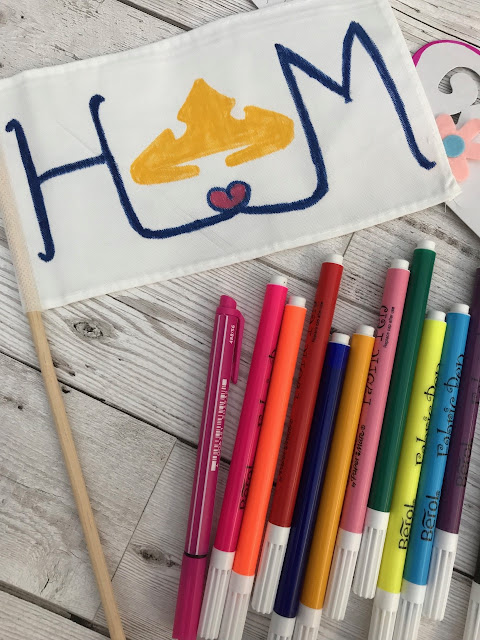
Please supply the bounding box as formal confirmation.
[131,79,294,184]
[293,325,375,639]
[368,310,447,640]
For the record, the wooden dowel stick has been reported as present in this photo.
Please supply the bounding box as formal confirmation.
[0,146,126,640]
[28,310,126,640]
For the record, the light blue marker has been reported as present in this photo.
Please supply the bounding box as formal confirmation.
[393,304,470,640]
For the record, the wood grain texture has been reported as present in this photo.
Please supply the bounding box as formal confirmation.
[26,310,126,640]
[95,440,475,640]
[0,348,175,620]
[120,0,480,49]
[0,0,181,78]
[1,0,480,639]
[0,224,351,458]
[0,590,106,640]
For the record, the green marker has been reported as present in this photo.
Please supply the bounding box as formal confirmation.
[352,240,436,600]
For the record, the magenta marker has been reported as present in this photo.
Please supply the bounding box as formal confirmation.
[424,267,480,621]
[324,260,410,620]
[173,296,244,640]
[198,278,287,640]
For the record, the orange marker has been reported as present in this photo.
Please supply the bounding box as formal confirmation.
[218,296,307,640]
[293,325,375,640]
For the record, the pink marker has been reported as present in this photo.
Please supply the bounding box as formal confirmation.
[323,260,410,621]
[198,277,288,640]
[173,295,244,640]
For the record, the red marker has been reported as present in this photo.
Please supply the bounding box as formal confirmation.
[252,254,344,614]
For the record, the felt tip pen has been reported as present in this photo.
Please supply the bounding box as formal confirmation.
[354,240,436,600]
[173,296,244,640]
[252,254,343,615]
[394,305,470,640]
[424,267,480,622]
[294,325,375,640]
[368,309,446,640]
[464,540,480,640]
[218,296,307,640]
[324,259,410,621]
[198,277,288,640]
[268,333,350,640]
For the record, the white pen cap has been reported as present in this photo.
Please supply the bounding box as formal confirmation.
[463,580,480,640]
[325,253,344,265]
[390,259,409,270]
[393,580,425,640]
[424,528,458,620]
[416,239,436,251]
[198,547,235,639]
[268,611,296,640]
[270,275,288,287]
[324,528,362,620]
[251,522,290,614]
[368,588,400,640]
[293,603,322,640]
[218,571,254,640]
[353,507,390,599]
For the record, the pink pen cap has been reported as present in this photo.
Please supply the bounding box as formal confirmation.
[199,277,288,640]
[173,295,244,640]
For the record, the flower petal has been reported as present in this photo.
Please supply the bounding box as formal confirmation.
[465,141,480,160]
[436,114,456,138]
[449,154,469,182]
[458,118,480,141]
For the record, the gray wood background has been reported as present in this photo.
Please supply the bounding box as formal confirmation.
[1,1,480,638]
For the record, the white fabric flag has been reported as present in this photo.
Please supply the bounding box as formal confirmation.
[0,0,459,310]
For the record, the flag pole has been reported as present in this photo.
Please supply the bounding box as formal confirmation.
[0,154,126,640]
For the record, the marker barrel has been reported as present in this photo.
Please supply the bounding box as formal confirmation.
[268,335,350,633]
[219,297,307,640]
[370,310,446,640]
[295,326,375,639]
[401,308,470,588]
[355,241,436,599]
[174,297,244,640]
[325,261,409,619]
[435,269,480,532]
[395,307,469,640]
[199,278,287,639]
[253,255,343,613]
[425,268,480,620]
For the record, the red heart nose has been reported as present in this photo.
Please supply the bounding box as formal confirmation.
[208,182,248,210]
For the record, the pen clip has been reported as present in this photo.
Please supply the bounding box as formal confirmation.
[231,309,244,384]
[217,296,244,384]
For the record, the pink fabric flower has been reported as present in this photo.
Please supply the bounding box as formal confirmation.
[436,114,480,182]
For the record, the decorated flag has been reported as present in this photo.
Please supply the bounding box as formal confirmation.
[0,0,458,310]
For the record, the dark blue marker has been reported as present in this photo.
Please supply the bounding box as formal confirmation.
[268,333,350,638]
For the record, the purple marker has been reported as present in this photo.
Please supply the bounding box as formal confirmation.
[424,268,480,621]
[173,296,244,640]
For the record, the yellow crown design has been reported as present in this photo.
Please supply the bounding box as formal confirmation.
[131,79,294,185]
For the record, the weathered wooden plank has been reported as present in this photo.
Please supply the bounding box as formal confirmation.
[0,349,175,620]
[391,0,480,48]
[342,205,480,324]
[0,590,106,640]
[116,0,253,29]
[0,206,477,463]
[0,0,182,79]
[120,0,480,50]
[95,440,474,639]
[0,223,351,457]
